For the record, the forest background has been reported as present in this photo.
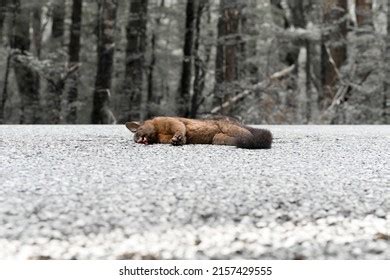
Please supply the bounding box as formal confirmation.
[0,0,389,125]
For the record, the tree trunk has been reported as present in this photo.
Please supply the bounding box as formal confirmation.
[350,0,377,123]
[146,0,164,119]
[305,39,312,123]
[91,0,117,124]
[177,0,196,117]
[214,4,225,104]
[0,0,10,123]
[383,0,390,123]
[270,0,293,66]
[286,0,306,65]
[146,29,156,118]
[31,4,42,122]
[297,46,308,122]
[190,0,207,118]
[12,0,40,124]
[239,0,258,82]
[51,0,65,48]
[320,0,348,110]
[356,0,373,28]
[0,0,7,44]
[0,52,11,124]
[224,3,240,83]
[286,0,310,122]
[32,4,42,58]
[214,0,241,112]
[66,0,83,124]
[45,0,66,123]
[120,0,148,122]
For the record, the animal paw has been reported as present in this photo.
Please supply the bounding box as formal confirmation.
[171,134,186,146]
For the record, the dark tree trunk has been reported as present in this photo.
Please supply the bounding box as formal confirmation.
[51,0,65,44]
[190,0,207,118]
[224,3,240,83]
[320,0,348,110]
[120,0,148,122]
[0,52,11,124]
[66,0,83,124]
[288,0,306,28]
[146,0,164,119]
[32,4,42,58]
[177,0,196,117]
[0,0,7,44]
[31,4,42,122]
[383,0,390,123]
[305,40,312,122]
[12,0,40,124]
[214,5,225,102]
[10,1,29,52]
[214,0,241,112]
[91,0,117,124]
[147,29,157,118]
[0,0,10,123]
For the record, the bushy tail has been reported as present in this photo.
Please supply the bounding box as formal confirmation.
[235,126,273,149]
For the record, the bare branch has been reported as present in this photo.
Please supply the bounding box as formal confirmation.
[60,63,80,83]
[324,45,342,82]
[210,65,295,114]
[273,26,321,42]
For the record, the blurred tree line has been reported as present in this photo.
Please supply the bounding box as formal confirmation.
[0,0,389,124]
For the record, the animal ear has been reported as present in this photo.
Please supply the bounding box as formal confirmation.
[125,122,140,132]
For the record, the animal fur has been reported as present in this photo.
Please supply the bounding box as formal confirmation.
[125,116,272,149]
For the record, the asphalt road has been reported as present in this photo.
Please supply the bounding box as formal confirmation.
[0,125,389,259]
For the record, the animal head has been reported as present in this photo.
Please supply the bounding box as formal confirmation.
[125,121,157,145]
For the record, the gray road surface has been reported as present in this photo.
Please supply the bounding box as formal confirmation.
[0,125,389,259]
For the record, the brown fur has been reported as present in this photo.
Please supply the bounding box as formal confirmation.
[126,116,272,149]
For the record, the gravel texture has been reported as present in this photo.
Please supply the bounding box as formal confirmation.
[0,125,389,260]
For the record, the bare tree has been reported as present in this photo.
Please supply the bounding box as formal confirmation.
[190,0,208,118]
[51,0,65,49]
[120,0,148,122]
[12,0,40,124]
[91,0,117,124]
[214,0,241,113]
[383,0,390,123]
[286,0,312,122]
[321,0,348,110]
[146,0,164,119]
[0,0,10,123]
[32,3,42,58]
[177,0,196,117]
[66,0,83,124]
[0,0,7,44]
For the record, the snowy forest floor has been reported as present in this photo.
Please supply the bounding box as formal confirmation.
[0,125,389,259]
